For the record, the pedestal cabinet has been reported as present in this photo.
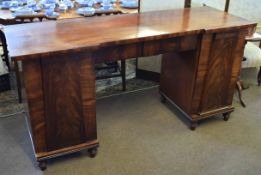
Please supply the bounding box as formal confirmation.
[160,30,250,130]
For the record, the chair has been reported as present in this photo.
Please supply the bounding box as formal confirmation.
[0,28,10,72]
[96,60,126,91]
[0,26,23,101]
[0,27,12,92]
[236,32,261,107]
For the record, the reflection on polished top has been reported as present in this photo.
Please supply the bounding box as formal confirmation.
[5,6,256,60]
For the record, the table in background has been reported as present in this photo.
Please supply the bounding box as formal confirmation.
[0,1,138,24]
[4,7,256,170]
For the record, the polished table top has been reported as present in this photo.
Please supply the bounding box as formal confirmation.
[5,6,256,60]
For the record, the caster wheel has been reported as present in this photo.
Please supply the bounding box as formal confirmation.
[38,161,47,171]
[160,95,166,104]
[190,122,197,131]
[223,113,230,121]
[88,148,97,158]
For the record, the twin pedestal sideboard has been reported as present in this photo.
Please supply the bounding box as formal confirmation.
[4,7,256,170]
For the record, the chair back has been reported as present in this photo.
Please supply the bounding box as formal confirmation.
[0,28,10,72]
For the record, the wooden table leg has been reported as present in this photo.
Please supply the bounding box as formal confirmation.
[236,80,246,107]
[257,67,261,86]
[120,59,126,91]
[14,61,22,103]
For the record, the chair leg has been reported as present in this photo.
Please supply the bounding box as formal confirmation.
[236,80,246,107]
[257,67,261,86]
[120,59,126,91]
[14,61,22,103]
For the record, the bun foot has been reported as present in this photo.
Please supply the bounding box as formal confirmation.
[38,160,47,171]
[88,147,98,158]
[160,94,166,104]
[190,122,198,130]
[223,113,230,121]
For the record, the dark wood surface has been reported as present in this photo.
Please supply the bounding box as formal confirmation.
[225,0,230,12]
[160,30,248,127]
[23,53,98,161]
[4,7,257,168]
[23,59,47,154]
[5,7,256,60]
[184,0,191,8]
[42,56,92,150]
[160,50,200,114]
[200,32,246,112]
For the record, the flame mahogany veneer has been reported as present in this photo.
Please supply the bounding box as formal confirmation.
[4,7,256,169]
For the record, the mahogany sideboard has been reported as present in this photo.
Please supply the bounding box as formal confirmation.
[4,7,256,170]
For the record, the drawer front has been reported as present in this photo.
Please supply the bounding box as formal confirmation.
[143,35,199,57]
[93,35,200,63]
[93,43,142,63]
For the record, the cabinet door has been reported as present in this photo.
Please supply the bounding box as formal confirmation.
[198,31,245,113]
[42,56,97,151]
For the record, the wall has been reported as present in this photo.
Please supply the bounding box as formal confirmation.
[193,0,261,30]
[140,0,185,12]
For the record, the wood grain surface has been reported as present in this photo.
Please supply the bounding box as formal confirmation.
[23,59,47,153]
[23,54,97,157]
[8,7,257,164]
[5,7,256,60]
